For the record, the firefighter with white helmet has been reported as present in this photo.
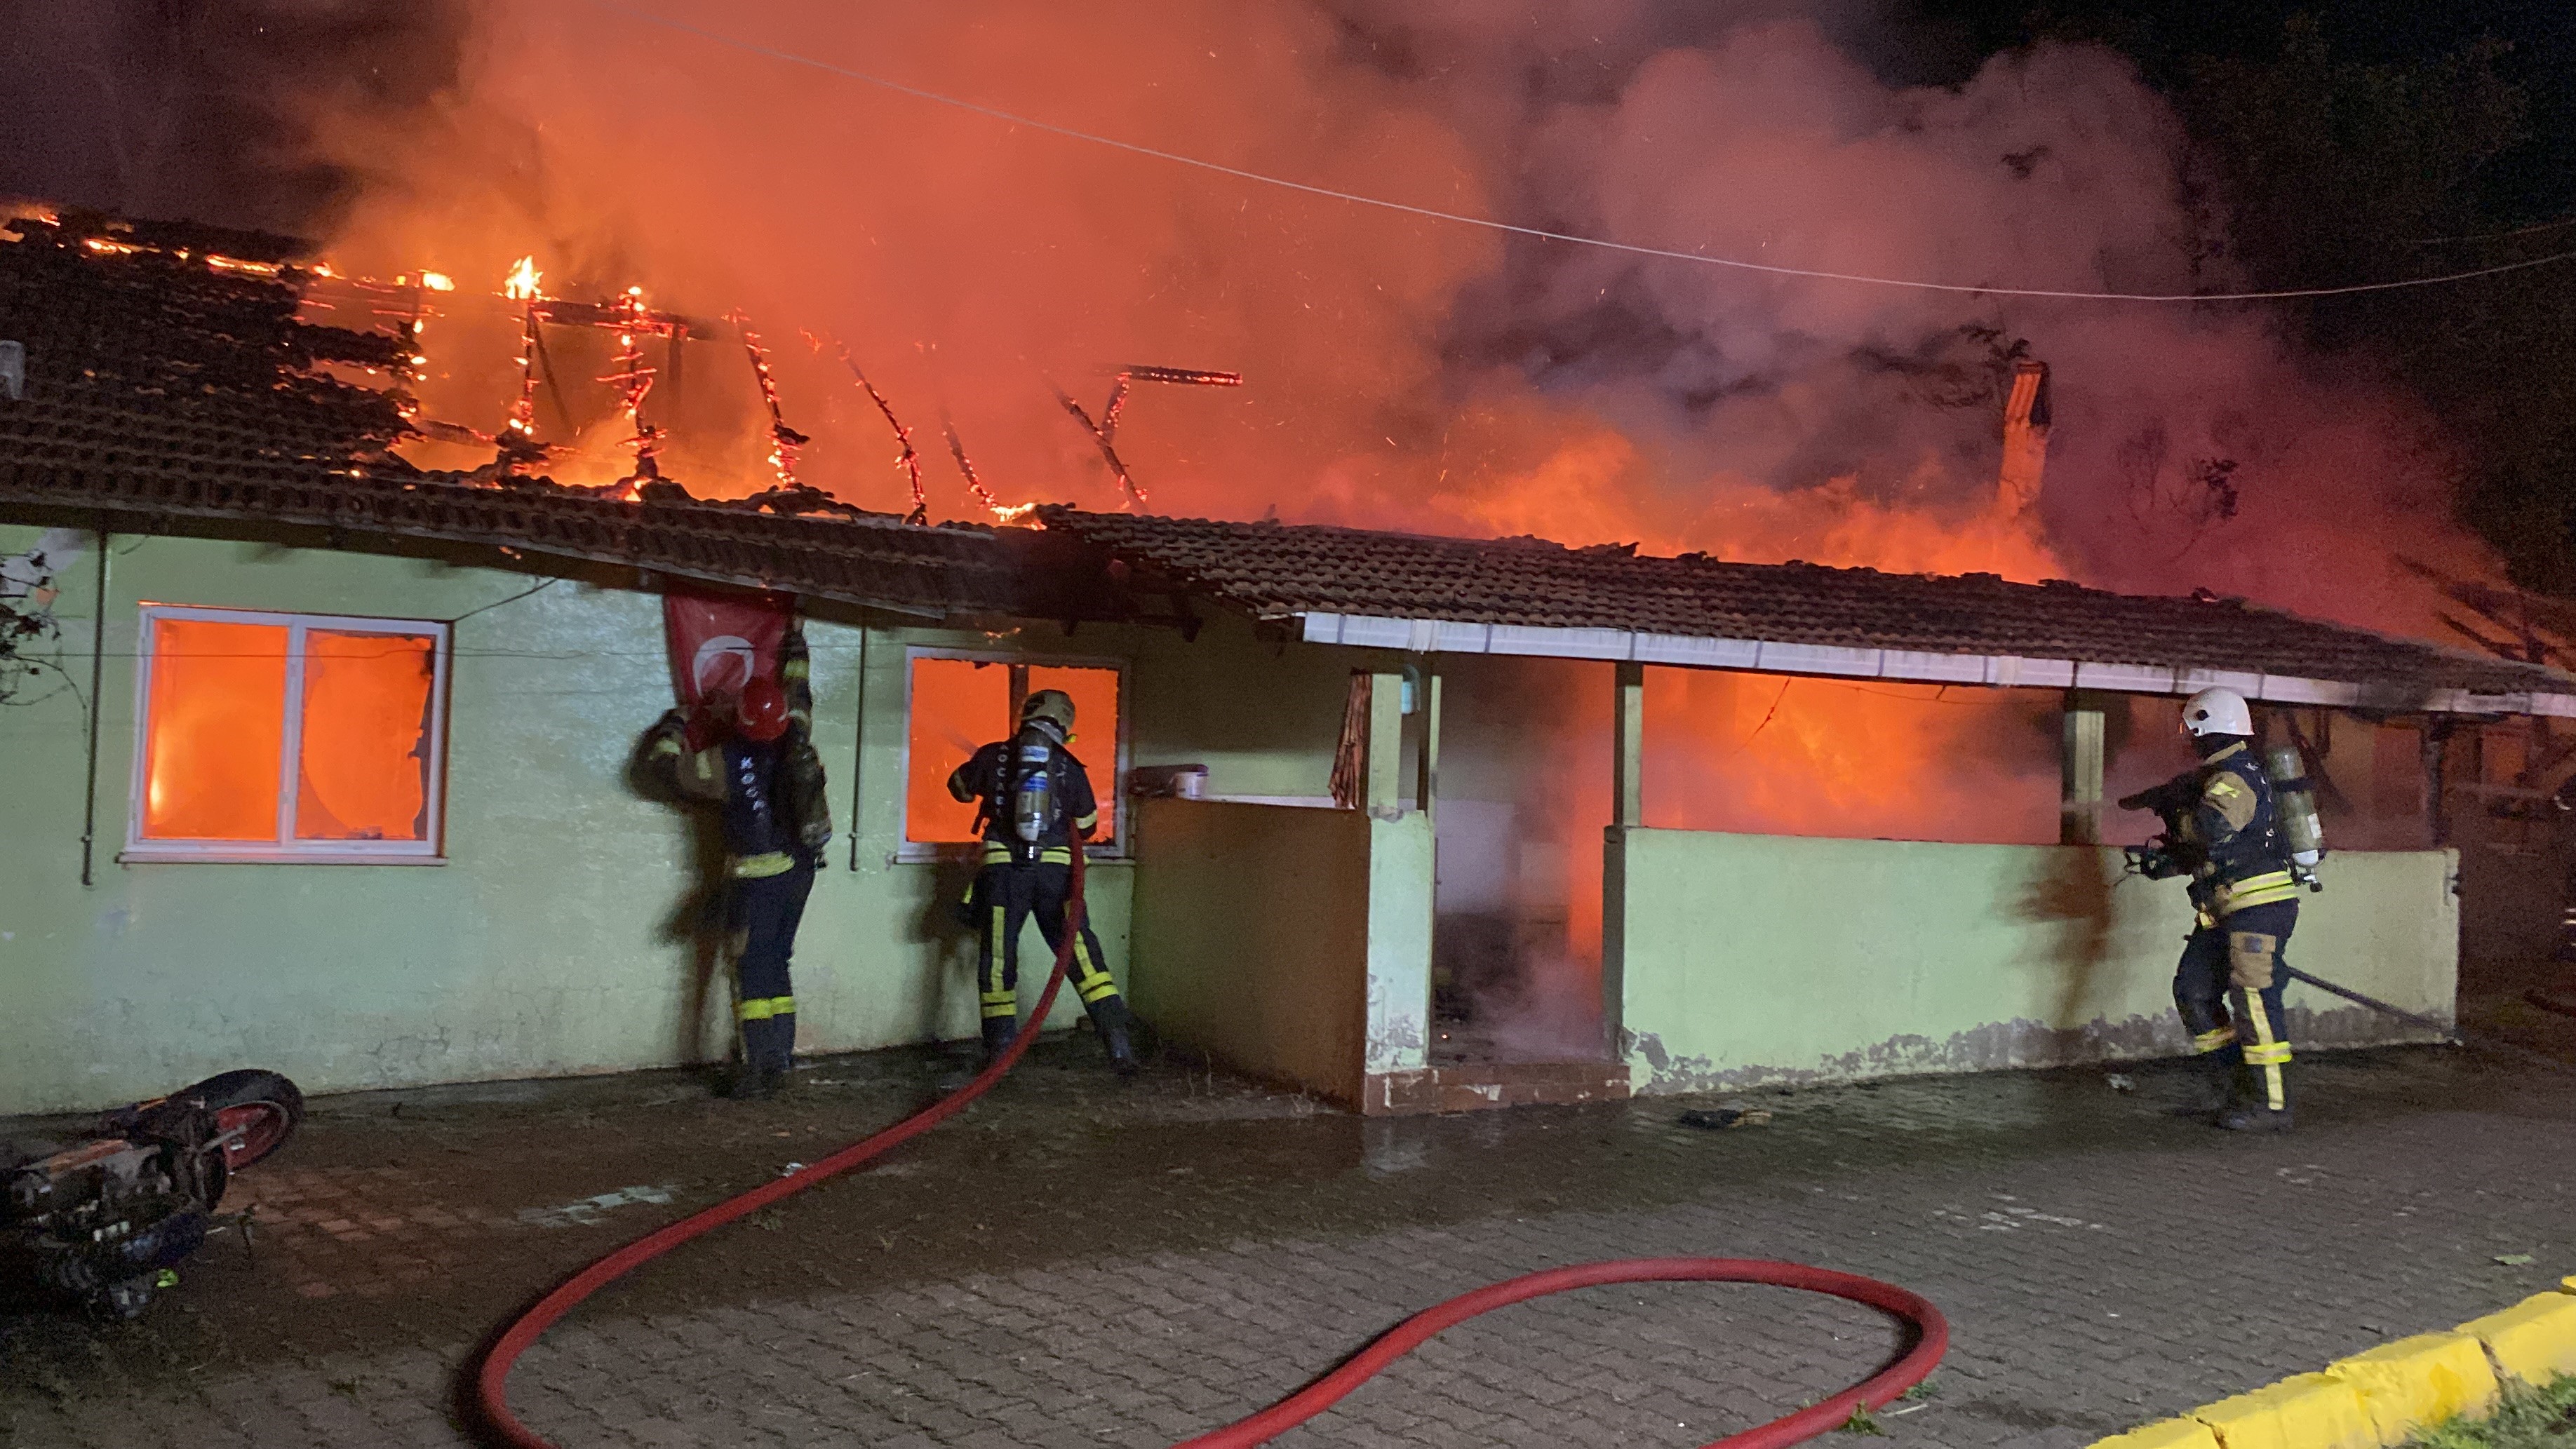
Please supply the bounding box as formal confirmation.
[2117,685,2304,1131]
[946,689,1139,1073]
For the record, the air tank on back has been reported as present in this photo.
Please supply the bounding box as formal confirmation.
[2263,744,2326,889]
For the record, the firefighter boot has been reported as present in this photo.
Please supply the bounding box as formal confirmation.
[2216,1065,2291,1133]
[2217,1100,2293,1132]
[1089,997,1140,1077]
[725,1057,778,1100]
[726,1018,783,1100]
[763,1013,798,1096]
[981,1014,1019,1066]
[2182,1047,2238,1119]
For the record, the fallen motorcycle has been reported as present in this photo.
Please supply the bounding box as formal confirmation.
[1,1069,303,1319]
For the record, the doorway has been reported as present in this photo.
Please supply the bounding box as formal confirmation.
[1427,655,1612,1066]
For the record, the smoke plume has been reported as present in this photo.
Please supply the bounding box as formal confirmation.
[295,0,2491,635]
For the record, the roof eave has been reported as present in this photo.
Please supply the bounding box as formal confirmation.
[1294,610,2576,719]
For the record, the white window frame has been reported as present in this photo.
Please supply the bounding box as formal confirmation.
[897,645,1130,863]
[123,604,452,865]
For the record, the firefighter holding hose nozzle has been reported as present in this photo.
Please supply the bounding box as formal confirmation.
[644,624,833,1100]
[2118,686,2326,1133]
[948,689,1139,1074]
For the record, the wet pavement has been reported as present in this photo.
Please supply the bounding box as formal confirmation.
[5,1002,2576,1449]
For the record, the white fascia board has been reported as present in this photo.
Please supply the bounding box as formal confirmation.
[2454,691,2530,715]
[1333,614,1416,650]
[1293,612,2570,716]
[1488,624,1630,659]
[2176,666,2265,697]
[1430,620,1493,653]
[1881,649,1991,685]
[2258,675,2362,707]
[1985,656,2077,689]
[2076,661,2178,694]
[1753,641,1882,678]
[1636,633,1762,669]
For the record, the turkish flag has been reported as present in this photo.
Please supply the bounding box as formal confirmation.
[662,591,793,708]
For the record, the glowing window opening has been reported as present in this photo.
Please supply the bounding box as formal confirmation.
[898,647,1129,863]
[124,605,452,865]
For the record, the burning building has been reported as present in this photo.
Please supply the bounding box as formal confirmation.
[1,211,2568,1117]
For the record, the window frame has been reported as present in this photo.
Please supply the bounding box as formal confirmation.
[897,645,1130,864]
[123,603,452,865]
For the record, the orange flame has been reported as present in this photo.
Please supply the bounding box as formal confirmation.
[502,256,541,302]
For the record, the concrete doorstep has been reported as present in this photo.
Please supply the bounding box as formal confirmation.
[2091,1278,2576,1449]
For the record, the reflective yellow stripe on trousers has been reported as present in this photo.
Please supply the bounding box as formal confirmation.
[2239,993,2289,1110]
[1071,932,1118,1004]
[736,995,796,1021]
[980,844,1076,866]
[982,907,1016,1018]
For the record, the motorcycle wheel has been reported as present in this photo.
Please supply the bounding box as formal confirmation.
[180,1070,304,1171]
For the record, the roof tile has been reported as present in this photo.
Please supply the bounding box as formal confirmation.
[1038,508,2573,700]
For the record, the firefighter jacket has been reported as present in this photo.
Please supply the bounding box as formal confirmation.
[946,724,1100,868]
[2168,741,2297,922]
[644,626,831,879]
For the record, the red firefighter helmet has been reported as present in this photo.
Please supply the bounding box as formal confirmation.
[735,676,790,742]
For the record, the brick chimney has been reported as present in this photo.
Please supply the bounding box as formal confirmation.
[1998,358,2051,514]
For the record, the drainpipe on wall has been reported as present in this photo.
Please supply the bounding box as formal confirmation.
[2422,718,2454,848]
[80,525,109,887]
[1999,358,2051,515]
[848,626,866,872]
[1603,661,1645,1057]
[2060,688,2104,845]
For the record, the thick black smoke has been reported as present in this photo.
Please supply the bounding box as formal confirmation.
[0,0,465,236]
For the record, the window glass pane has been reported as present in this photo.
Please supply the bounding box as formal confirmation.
[142,618,287,840]
[906,656,1009,843]
[296,631,436,841]
[1027,665,1120,840]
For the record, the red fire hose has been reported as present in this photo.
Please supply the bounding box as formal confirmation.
[473,845,1948,1448]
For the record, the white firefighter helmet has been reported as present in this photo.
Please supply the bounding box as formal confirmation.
[2180,686,2253,739]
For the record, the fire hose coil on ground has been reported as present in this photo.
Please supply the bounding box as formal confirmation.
[471,848,1949,1448]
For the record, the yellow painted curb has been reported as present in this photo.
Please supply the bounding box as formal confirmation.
[2189,1373,2378,1449]
[2089,1418,2224,1449]
[2326,1332,2500,1444]
[2086,1280,2576,1449]
[2460,1293,2576,1384]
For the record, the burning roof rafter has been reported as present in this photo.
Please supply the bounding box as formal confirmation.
[4,206,1244,528]
[1055,365,1243,511]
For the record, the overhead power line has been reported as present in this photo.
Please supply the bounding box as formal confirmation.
[2407,214,2576,246]
[586,1,2576,305]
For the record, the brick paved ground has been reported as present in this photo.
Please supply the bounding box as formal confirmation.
[5,1029,2575,1449]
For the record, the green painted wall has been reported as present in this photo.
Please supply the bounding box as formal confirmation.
[1128,798,1369,1100]
[0,526,1369,1113]
[32,521,2451,1114]
[1611,826,2457,1092]
[1124,613,1357,802]
[1364,811,1435,1074]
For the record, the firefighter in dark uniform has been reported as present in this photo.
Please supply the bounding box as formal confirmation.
[645,625,832,1099]
[946,689,1138,1073]
[2119,686,2300,1131]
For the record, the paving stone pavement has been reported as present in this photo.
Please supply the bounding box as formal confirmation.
[4,1042,2574,1449]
